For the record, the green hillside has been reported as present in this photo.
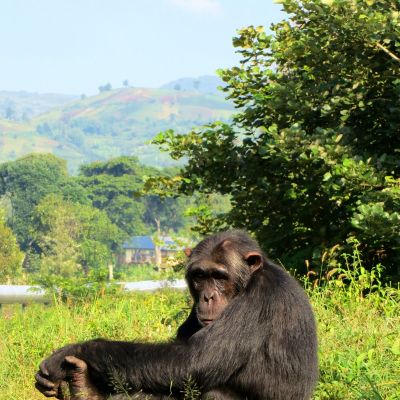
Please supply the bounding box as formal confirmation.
[0,87,233,172]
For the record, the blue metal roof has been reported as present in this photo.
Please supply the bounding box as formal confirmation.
[122,236,155,250]
[121,236,179,251]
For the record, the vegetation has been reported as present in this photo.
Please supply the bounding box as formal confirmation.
[0,2,399,398]
[32,194,123,276]
[0,252,399,400]
[78,156,191,236]
[0,153,83,248]
[154,0,400,279]
[0,210,23,284]
[0,153,201,289]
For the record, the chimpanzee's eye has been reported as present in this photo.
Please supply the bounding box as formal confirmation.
[192,270,206,280]
[212,270,229,280]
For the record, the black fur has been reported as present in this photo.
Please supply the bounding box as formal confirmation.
[36,230,318,400]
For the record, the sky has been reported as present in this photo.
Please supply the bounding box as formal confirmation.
[0,0,284,95]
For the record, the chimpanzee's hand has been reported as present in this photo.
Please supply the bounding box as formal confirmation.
[35,344,79,398]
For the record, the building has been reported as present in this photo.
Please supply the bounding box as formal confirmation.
[118,236,179,266]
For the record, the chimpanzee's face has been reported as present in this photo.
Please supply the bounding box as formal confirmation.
[185,238,263,327]
[187,260,235,326]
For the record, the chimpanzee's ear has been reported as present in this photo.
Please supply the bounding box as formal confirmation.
[244,252,263,273]
[184,248,192,257]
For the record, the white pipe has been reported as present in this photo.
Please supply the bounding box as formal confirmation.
[0,279,187,304]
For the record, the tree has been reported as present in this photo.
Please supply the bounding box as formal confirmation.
[143,195,189,234]
[98,83,112,93]
[78,157,190,237]
[32,194,123,277]
[123,79,129,88]
[153,0,400,277]
[0,154,89,248]
[32,195,81,277]
[0,210,24,283]
[78,157,149,237]
[0,154,75,248]
[75,201,124,272]
[5,105,16,120]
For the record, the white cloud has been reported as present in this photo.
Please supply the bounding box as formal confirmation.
[168,0,222,14]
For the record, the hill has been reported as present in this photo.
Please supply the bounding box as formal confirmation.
[0,91,76,121]
[0,86,233,172]
[161,75,224,95]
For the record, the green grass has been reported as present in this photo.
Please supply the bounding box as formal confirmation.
[0,290,191,400]
[311,286,400,399]
[1,265,399,399]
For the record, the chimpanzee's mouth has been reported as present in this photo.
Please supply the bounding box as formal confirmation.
[200,319,213,326]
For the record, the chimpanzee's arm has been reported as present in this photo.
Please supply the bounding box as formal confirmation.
[37,292,258,396]
[73,340,189,394]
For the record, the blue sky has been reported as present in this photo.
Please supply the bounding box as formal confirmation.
[0,0,284,95]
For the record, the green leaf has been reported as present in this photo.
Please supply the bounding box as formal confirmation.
[323,172,332,181]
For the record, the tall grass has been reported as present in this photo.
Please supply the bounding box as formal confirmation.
[1,247,399,399]
[308,246,400,399]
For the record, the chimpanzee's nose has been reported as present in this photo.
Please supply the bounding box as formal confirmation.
[203,291,215,302]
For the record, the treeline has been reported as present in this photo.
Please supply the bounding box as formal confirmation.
[0,154,202,284]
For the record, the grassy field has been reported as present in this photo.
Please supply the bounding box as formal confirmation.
[1,269,399,399]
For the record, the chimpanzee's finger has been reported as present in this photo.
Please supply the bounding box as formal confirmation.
[35,372,56,389]
[64,355,88,373]
[35,381,58,397]
[39,360,50,376]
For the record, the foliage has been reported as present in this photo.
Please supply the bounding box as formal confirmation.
[0,209,24,283]
[79,157,193,236]
[33,195,80,277]
[143,194,192,235]
[31,194,123,277]
[153,0,400,277]
[98,83,112,92]
[78,156,149,236]
[143,171,232,236]
[182,193,232,236]
[0,154,88,249]
[0,154,196,283]
[34,268,122,303]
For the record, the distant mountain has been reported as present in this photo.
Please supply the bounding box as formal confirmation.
[0,91,77,121]
[161,75,225,96]
[0,87,233,173]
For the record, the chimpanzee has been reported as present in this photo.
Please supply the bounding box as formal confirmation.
[35,230,318,400]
